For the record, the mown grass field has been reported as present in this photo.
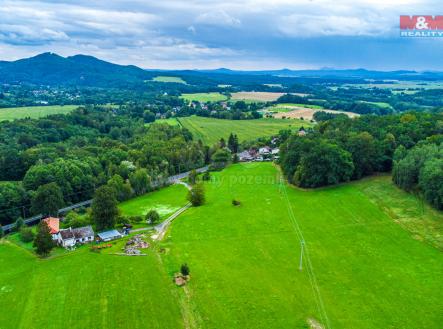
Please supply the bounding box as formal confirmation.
[177,116,310,145]
[180,93,228,103]
[0,241,183,329]
[0,105,77,121]
[1,164,442,329]
[161,163,443,328]
[119,184,188,220]
[152,76,187,84]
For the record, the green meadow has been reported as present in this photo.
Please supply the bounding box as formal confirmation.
[1,164,442,328]
[152,76,187,84]
[162,164,443,328]
[177,116,309,145]
[119,184,188,219]
[0,105,78,121]
[180,92,228,103]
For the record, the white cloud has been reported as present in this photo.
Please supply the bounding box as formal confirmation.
[196,10,241,28]
[278,14,392,37]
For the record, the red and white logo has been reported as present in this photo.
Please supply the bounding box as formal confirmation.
[400,16,443,37]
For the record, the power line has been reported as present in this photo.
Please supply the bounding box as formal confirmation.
[279,174,331,329]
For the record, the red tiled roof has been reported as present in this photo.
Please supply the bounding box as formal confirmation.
[43,217,60,234]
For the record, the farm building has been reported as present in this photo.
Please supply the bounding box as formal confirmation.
[238,150,254,162]
[259,146,271,155]
[43,217,60,240]
[97,229,123,242]
[57,226,95,248]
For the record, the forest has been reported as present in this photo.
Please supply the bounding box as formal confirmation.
[0,105,210,225]
[280,112,443,209]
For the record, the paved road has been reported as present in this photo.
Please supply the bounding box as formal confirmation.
[131,180,193,240]
[2,166,208,232]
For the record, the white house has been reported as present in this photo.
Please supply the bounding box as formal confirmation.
[57,226,95,248]
[259,146,271,155]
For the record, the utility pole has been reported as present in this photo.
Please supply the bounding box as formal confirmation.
[299,240,305,271]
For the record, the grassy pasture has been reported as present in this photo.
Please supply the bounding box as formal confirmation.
[119,184,188,220]
[162,163,443,328]
[180,93,228,103]
[152,76,187,84]
[177,116,310,145]
[1,164,443,328]
[0,105,77,121]
[154,118,181,126]
[0,241,183,329]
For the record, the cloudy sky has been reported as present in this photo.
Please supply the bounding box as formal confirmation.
[0,0,442,70]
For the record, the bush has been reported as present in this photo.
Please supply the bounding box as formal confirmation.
[187,183,205,206]
[232,199,241,206]
[181,263,190,276]
[116,215,130,226]
[146,210,160,224]
[15,217,24,231]
[202,171,210,181]
[130,215,143,223]
[19,227,35,243]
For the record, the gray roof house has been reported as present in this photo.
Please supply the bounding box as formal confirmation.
[58,226,95,248]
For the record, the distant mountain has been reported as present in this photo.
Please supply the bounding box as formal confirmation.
[1,53,443,88]
[194,67,434,80]
[0,52,154,87]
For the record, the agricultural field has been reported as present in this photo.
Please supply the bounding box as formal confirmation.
[180,92,228,103]
[152,76,187,84]
[0,105,77,121]
[161,163,443,328]
[177,116,310,145]
[230,91,285,102]
[119,184,188,220]
[1,164,442,328]
[267,103,359,120]
[267,103,325,112]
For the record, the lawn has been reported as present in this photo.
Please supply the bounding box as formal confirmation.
[119,184,188,220]
[161,163,443,328]
[177,116,310,145]
[152,76,187,84]
[180,93,228,103]
[0,105,78,121]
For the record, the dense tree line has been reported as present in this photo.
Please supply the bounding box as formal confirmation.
[280,112,443,192]
[0,106,207,225]
[393,143,443,209]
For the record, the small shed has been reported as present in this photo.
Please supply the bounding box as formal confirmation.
[97,229,123,242]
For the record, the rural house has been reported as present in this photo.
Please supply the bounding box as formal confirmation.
[43,217,60,240]
[57,226,95,248]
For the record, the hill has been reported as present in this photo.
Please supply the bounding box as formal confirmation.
[0,53,154,87]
